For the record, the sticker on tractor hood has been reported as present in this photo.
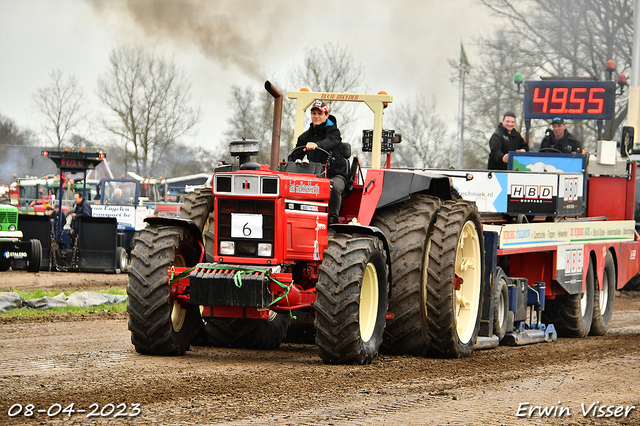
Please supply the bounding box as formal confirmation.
[289,181,320,195]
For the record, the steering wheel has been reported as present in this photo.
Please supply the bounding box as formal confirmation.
[539,147,562,153]
[289,145,332,166]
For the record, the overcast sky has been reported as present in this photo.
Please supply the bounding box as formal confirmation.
[0,0,495,154]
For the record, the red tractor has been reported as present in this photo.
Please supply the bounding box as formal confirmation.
[127,83,484,364]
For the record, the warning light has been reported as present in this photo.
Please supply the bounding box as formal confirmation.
[79,148,83,152]
[300,88,310,92]
[378,91,389,108]
[43,150,48,157]
[64,147,69,152]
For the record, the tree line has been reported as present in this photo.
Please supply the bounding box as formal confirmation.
[1,0,635,176]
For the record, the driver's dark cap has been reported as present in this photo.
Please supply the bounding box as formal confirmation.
[310,100,329,113]
[552,117,565,125]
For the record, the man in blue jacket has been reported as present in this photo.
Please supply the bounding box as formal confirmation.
[293,100,348,224]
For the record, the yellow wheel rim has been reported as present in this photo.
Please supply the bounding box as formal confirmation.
[360,262,379,342]
[171,253,187,332]
[455,220,481,344]
[421,235,433,324]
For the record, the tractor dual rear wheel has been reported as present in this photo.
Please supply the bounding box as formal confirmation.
[179,187,214,232]
[426,200,484,358]
[371,194,441,356]
[315,233,389,365]
[127,226,202,355]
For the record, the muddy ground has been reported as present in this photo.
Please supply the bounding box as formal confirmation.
[0,271,639,425]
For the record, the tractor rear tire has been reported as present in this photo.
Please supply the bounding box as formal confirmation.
[590,251,616,336]
[493,267,511,340]
[179,187,214,231]
[203,211,215,262]
[426,200,484,358]
[371,194,441,356]
[314,233,389,365]
[27,239,42,272]
[127,226,202,355]
[204,312,290,350]
[545,254,595,337]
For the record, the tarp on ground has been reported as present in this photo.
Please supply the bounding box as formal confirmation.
[0,291,127,313]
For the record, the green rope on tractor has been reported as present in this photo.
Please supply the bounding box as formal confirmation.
[168,264,297,318]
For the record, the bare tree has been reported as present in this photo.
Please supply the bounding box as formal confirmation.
[97,45,200,175]
[222,44,365,166]
[291,43,366,135]
[0,114,37,146]
[477,0,633,139]
[457,32,540,168]
[32,69,87,149]
[387,97,452,169]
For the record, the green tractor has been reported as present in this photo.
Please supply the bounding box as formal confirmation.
[0,204,42,272]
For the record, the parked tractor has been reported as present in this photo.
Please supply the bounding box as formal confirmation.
[0,204,42,272]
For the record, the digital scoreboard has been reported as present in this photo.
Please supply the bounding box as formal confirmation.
[524,80,615,121]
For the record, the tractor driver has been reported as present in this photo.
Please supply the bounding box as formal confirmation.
[292,100,348,224]
[112,187,131,204]
[540,117,582,153]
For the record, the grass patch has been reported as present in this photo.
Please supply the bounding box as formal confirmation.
[0,288,128,318]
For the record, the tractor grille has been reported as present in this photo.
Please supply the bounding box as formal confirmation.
[189,264,276,307]
[0,210,18,231]
[217,199,275,258]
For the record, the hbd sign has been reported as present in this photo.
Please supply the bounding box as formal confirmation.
[510,185,553,201]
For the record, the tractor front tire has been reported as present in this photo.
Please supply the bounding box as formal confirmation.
[127,226,202,355]
[590,251,616,336]
[426,200,484,358]
[545,254,595,337]
[314,233,389,365]
[204,312,290,350]
[371,194,441,356]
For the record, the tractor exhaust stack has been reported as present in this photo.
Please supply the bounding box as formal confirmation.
[265,81,283,171]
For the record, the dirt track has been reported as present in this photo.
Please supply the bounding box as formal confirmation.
[1,272,640,425]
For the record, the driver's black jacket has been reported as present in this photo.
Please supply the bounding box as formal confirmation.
[540,129,582,153]
[292,115,347,179]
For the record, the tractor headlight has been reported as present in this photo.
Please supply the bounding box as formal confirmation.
[258,243,272,257]
[8,225,16,232]
[220,241,235,255]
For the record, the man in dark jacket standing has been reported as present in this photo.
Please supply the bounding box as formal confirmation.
[293,100,347,224]
[540,117,582,153]
[488,112,528,170]
[70,191,92,236]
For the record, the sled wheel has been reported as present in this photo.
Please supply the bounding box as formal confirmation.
[545,253,595,337]
[493,267,510,340]
[590,251,616,336]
